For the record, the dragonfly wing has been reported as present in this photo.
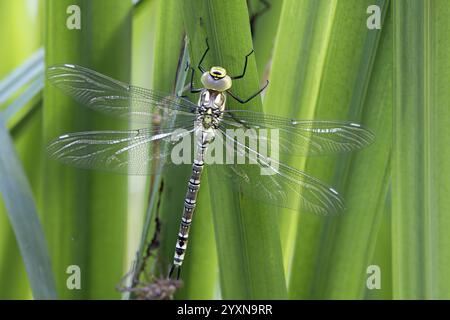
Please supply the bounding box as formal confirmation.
[211,128,344,214]
[47,64,197,126]
[47,126,195,175]
[221,110,374,156]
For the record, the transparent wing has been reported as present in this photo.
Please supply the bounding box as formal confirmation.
[210,128,344,215]
[47,126,195,175]
[221,110,374,156]
[47,64,198,126]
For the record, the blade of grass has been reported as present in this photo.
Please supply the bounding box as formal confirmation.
[263,0,341,293]
[301,0,392,299]
[263,0,340,280]
[5,74,44,130]
[365,194,392,299]
[0,0,44,299]
[145,0,219,299]
[263,0,391,299]
[86,0,132,299]
[124,0,157,294]
[43,0,89,299]
[393,0,450,299]
[43,0,132,298]
[183,0,287,299]
[148,0,187,280]
[250,0,284,80]
[0,48,44,105]
[0,121,56,299]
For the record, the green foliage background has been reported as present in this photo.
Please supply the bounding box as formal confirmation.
[0,0,448,300]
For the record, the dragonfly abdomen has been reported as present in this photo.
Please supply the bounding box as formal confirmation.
[172,133,208,268]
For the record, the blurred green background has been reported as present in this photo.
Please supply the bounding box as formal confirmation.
[0,0,449,300]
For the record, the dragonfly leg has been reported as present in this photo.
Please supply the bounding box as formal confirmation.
[189,67,202,93]
[176,65,201,96]
[230,49,254,80]
[198,38,210,73]
[227,80,269,104]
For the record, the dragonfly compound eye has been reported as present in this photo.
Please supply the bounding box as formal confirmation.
[209,66,227,79]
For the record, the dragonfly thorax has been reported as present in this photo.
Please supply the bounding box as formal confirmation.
[197,89,225,129]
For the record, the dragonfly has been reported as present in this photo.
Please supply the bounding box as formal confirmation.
[47,41,374,280]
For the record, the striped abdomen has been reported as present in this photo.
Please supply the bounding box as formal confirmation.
[172,132,208,267]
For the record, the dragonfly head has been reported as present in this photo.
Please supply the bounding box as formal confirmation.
[201,66,232,92]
